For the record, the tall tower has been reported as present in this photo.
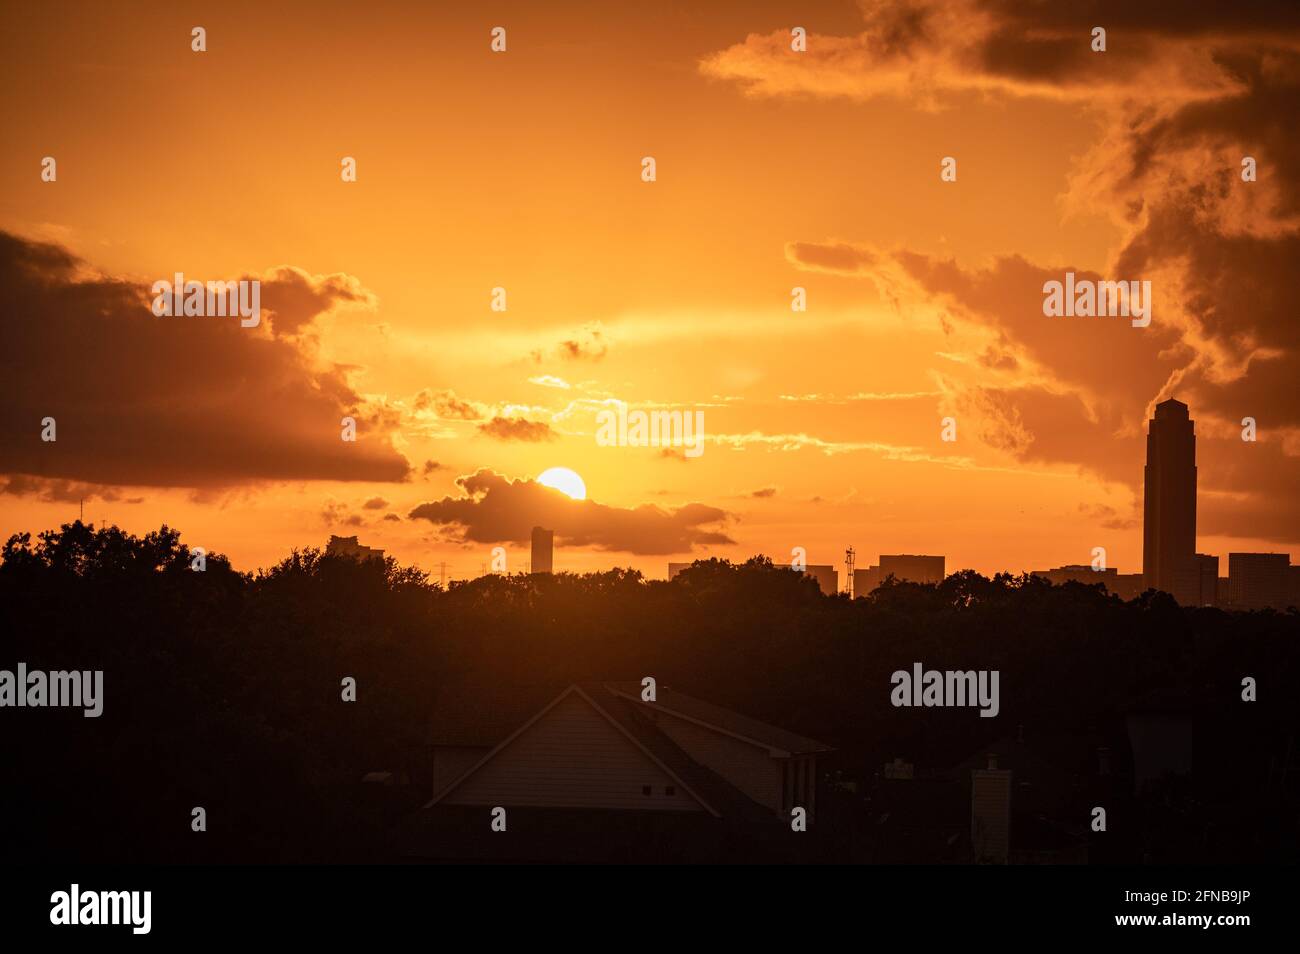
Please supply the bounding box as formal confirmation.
[531,526,554,575]
[1142,399,1197,600]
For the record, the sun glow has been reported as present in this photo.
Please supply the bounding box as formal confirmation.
[536,466,587,500]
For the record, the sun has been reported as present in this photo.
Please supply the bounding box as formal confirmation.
[536,466,587,501]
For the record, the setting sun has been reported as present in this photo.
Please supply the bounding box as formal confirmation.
[536,467,587,501]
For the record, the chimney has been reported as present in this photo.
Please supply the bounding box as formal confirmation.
[971,760,1012,863]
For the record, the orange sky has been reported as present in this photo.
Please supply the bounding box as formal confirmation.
[2,1,1297,582]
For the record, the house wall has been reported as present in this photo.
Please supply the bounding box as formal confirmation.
[440,691,703,811]
[650,710,784,814]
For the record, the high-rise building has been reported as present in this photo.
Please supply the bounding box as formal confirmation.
[881,554,945,584]
[1109,573,1147,601]
[1194,553,1219,607]
[1227,553,1290,610]
[1029,564,1156,601]
[854,554,945,596]
[802,564,839,596]
[1142,399,1198,603]
[531,526,554,574]
[1031,564,1117,586]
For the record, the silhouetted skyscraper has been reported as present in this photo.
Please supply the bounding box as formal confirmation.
[531,526,553,574]
[1142,399,1197,602]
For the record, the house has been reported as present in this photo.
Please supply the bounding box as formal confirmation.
[399,682,834,861]
[425,682,831,821]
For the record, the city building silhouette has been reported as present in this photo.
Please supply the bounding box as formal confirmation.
[531,526,554,575]
[1142,399,1198,604]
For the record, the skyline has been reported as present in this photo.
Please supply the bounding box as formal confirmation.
[3,0,1299,896]
[3,1,1298,581]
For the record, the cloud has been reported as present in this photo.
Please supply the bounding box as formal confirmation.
[257,265,375,338]
[1079,501,1138,532]
[413,388,484,421]
[0,474,142,505]
[531,324,608,363]
[0,231,410,490]
[751,487,778,498]
[321,500,364,528]
[700,0,1287,107]
[476,416,557,442]
[785,241,877,276]
[362,496,389,510]
[778,389,943,403]
[407,469,735,555]
[528,375,571,389]
[730,2,1300,544]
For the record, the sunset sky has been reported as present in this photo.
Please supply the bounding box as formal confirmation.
[2,1,1297,581]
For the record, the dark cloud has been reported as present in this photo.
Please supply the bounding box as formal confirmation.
[408,468,734,555]
[257,265,374,338]
[362,496,389,510]
[0,231,410,490]
[754,2,1300,545]
[476,416,556,442]
[751,487,777,498]
[0,474,141,505]
[785,241,876,275]
[703,0,1299,105]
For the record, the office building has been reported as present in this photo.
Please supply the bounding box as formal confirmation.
[531,526,554,574]
[1031,565,1117,586]
[1142,399,1198,603]
[1227,553,1290,610]
[854,554,945,597]
[1194,553,1219,607]
[803,564,839,596]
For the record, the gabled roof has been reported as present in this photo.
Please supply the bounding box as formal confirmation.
[425,683,798,821]
[602,681,834,755]
[580,687,773,822]
[428,685,711,816]
[428,684,559,747]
